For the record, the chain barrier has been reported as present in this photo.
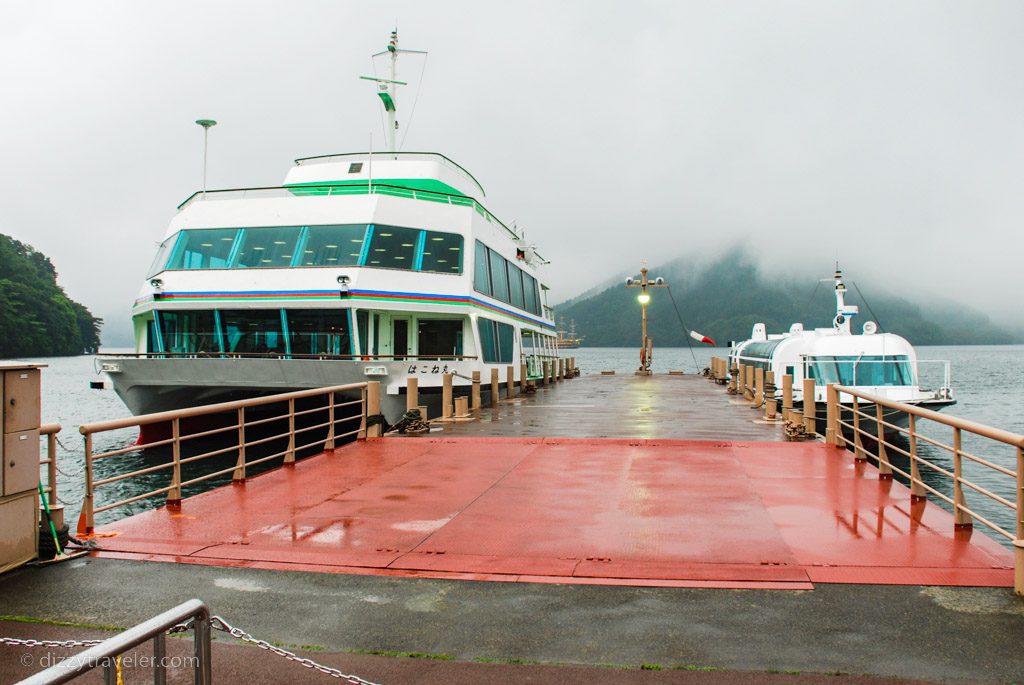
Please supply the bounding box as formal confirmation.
[1,618,381,684]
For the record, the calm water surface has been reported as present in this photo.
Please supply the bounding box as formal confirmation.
[18,345,1024,547]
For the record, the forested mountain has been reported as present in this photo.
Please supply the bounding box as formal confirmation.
[555,249,1017,347]
[0,234,102,357]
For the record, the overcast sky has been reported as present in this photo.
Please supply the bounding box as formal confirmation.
[3,1,1022,344]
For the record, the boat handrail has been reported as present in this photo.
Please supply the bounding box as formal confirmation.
[99,352,479,361]
[174,181,528,247]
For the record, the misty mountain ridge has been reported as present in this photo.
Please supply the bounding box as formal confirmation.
[554,248,1020,347]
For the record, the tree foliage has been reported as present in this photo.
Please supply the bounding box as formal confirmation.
[556,248,1017,347]
[0,234,102,357]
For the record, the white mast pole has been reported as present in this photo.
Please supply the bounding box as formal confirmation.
[387,31,398,155]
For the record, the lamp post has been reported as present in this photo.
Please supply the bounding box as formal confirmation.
[195,119,217,194]
[625,263,667,376]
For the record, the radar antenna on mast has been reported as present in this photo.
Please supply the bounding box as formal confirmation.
[359,30,427,156]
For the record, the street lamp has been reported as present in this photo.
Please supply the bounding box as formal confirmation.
[195,119,217,194]
[625,263,667,376]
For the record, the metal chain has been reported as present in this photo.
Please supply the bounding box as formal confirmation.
[0,637,103,649]
[209,616,380,685]
[1,618,381,685]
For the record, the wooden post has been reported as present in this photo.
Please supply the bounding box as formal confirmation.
[764,371,777,420]
[952,427,972,528]
[539,362,548,387]
[825,384,838,446]
[406,377,419,411]
[325,392,336,451]
[507,365,515,399]
[753,367,764,409]
[729,363,738,394]
[285,397,296,463]
[736,365,745,397]
[802,378,816,436]
[367,381,382,437]
[168,418,182,503]
[454,396,470,418]
[78,433,95,535]
[908,414,925,499]
[233,407,247,480]
[558,358,564,381]
[471,371,481,410]
[548,360,555,385]
[417,405,428,421]
[520,363,528,390]
[491,368,500,407]
[875,403,892,479]
[782,374,793,422]
[442,373,453,419]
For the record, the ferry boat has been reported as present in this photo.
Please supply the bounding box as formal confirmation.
[728,269,955,433]
[99,32,560,423]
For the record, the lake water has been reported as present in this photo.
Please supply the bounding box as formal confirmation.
[18,344,1024,548]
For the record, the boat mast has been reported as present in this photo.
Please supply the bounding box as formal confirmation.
[626,262,667,376]
[361,30,426,156]
[833,267,853,334]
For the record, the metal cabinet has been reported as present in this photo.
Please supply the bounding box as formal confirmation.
[0,364,43,574]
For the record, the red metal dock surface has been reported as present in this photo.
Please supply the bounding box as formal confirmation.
[92,436,1013,589]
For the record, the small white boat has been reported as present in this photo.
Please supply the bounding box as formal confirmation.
[728,269,955,433]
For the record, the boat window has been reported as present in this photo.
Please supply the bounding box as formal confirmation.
[166,228,239,270]
[287,310,351,356]
[509,267,525,310]
[488,249,510,302]
[220,310,286,355]
[233,226,301,268]
[421,231,463,273]
[474,241,491,295]
[147,235,177,277]
[418,319,463,357]
[523,274,539,315]
[301,224,367,266]
[806,355,913,386]
[155,310,219,354]
[477,318,514,363]
[365,225,418,269]
[355,310,369,356]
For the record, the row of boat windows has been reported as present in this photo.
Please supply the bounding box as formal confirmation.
[806,355,914,386]
[473,241,543,316]
[147,309,556,359]
[151,224,463,275]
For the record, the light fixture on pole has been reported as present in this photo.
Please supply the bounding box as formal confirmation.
[625,262,667,376]
[195,119,217,194]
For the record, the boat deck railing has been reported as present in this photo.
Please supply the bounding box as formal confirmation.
[825,384,1023,593]
[175,181,527,246]
[99,352,477,362]
[39,423,61,510]
[76,382,380,535]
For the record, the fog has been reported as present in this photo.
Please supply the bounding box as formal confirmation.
[3,1,1022,345]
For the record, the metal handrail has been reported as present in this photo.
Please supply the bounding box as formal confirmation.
[824,383,1024,595]
[77,382,379,534]
[39,423,61,504]
[18,599,211,685]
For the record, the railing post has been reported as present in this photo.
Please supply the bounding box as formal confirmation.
[471,371,481,410]
[753,367,764,409]
[802,378,816,436]
[908,414,926,500]
[825,384,838,446]
[366,381,382,437]
[875,403,892,479]
[442,373,453,419]
[852,396,865,460]
[782,374,793,422]
[490,368,500,407]
[506,365,515,399]
[285,398,296,464]
[78,433,95,535]
[407,377,419,412]
[46,429,59,505]
[358,386,367,439]
[168,418,182,504]
[1015,445,1023,596]
[952,427,971,528]
[728,363,738,394]
[557,358,564,381]
[548,360,555,385]
[233,407,246,481]
[325,392,336,451]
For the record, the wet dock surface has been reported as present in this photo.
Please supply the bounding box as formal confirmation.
[3,372,1023,683]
